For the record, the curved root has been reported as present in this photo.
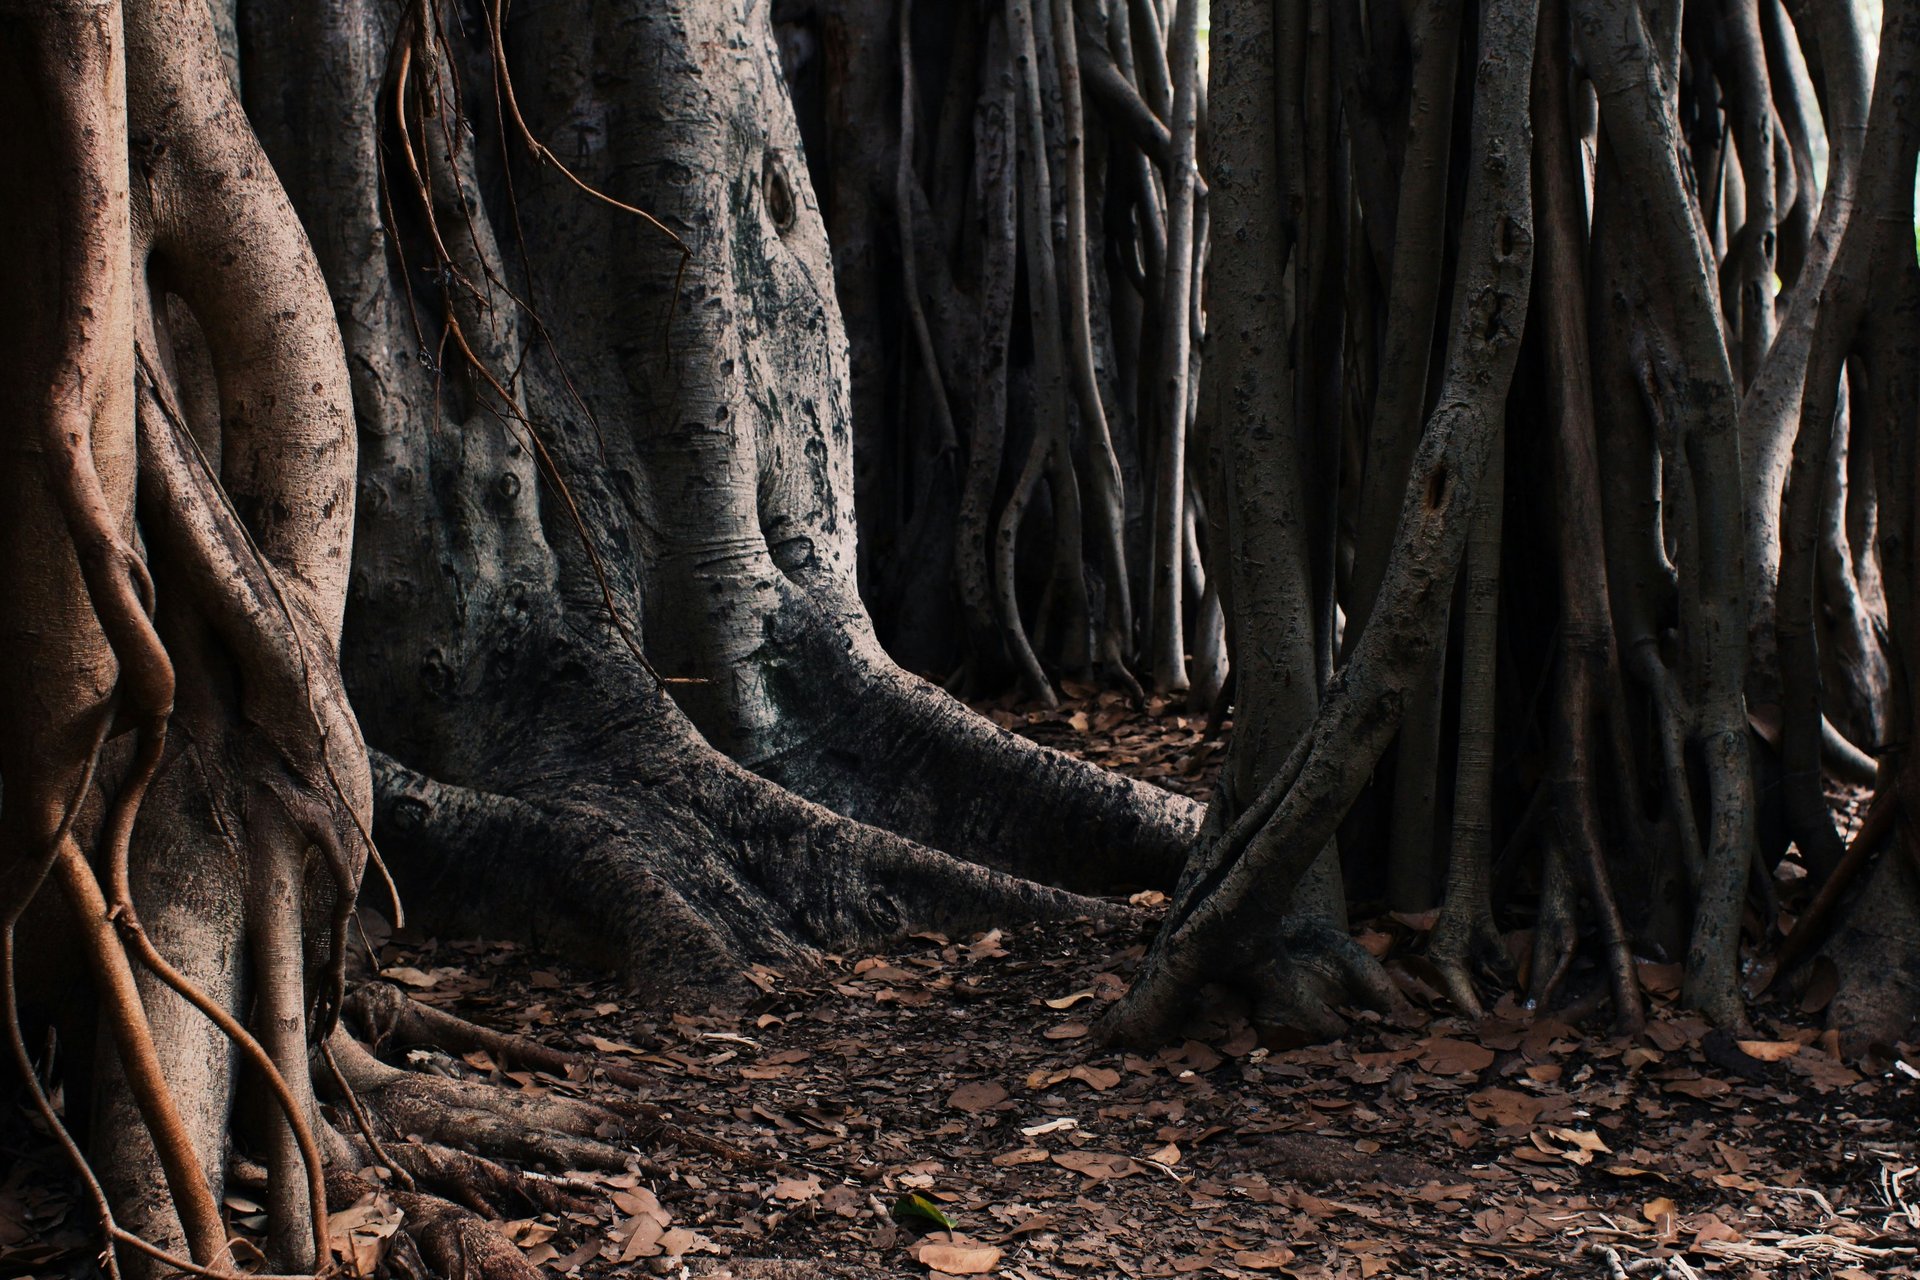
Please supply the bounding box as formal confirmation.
[1243,917,1406,1044]
[1427,911,1512,1020]
[327,1170,541,1280]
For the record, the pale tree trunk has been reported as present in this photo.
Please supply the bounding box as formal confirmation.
[240,0,1200,1003]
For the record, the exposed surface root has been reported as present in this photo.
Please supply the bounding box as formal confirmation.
[370,725,1134,1007]
[326,1170,540,1280]
[1241,917,1407,1045]
[349,1142,596,1219]
[341,984,764,1168]
[741,599,1204,895]
[1426,910,1512,1021]
[322,1031,671,1175]
[347,982,650,1089]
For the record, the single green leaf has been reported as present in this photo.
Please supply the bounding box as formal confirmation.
[890,1192,957,1233]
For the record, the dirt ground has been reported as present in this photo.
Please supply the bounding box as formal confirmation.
[3,692,1918,1279]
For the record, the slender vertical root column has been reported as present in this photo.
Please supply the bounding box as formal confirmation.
[1340,0,1464,645]
[993,0,1073,704]
[1778,351,1853,882]
[1146,0,1202,694]
[1528,839,1579,1008]
[1814,396,1890,753]
[894,0,957,457]
[246,827,320,1272]
[1050,0,1137,683]
[1549,650,1646,1029]
[1386,629,1451,913]
[953,15,1017,693]
[1189,578,1228,711]
[1721,0,1778,384]
[1522,0,1643,1029]
[1428,430,1505,1015]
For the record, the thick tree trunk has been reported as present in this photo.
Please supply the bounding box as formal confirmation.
[239,0,1198,998]
[1105,0,1539,1046]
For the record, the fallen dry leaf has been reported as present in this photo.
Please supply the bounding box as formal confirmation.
[1231,1246,1296,1270]
[1069,1064,1120,1091]
[378,966,439,988]
[991,1147,1050,1166]
[327,1192,403,1278]
[1418,1037,1495,1075]
[1545,1127,1611,1154]
[1466,1087,1546,1127]
[1053,1151,1141,1180]
[947,1081,1009,1113]
[770,1175,823,1201]
[1020,1116,1077,1137]
[911,1234,1002,1274]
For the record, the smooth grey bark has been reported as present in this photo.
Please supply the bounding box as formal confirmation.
[1185,0,1391,1041]
[1576,0,1759,1026]
[1799,0,1920,1049]
[1105,0,1539,1045]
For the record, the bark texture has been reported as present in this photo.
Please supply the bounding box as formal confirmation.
[237,0,1199,999]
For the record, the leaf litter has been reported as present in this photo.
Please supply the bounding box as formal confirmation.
[2,694,1917,1278]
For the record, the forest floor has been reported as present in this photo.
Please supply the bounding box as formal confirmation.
[4,691,1920,1279]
